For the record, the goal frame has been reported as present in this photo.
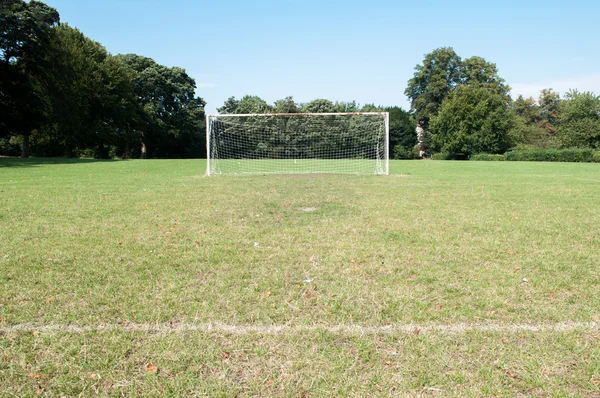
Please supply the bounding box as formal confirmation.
[206,112,390,176]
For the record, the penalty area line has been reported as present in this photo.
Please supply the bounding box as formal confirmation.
[0,321,598,335]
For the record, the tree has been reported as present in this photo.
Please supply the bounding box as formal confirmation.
[538,88,561,135]
[386,106,416,157]
[117,54,206,158]
[301,99,335,113]
[404,47,462,122]
[430,85,515,155]
[273,96,300,113]
[511,93,557,149]
[557,90,600,149]
[0,0,59,156]
[333,100,359,113]
[235,95,272,114]
[217,96,239,114]
[461,56,510,97]
[43,25,136,158]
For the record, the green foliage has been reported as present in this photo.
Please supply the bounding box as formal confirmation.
[469,153,505,161]
[0,136,19,155]
[273,96,300,113]
[405,47,462,121]
[217,95,272,114]
[43,25,136,157]
[117,53,206,158]
[505,148,596,162]
[405,48,508,122]
[431,152,469,160]
[556,90,600,149]
[393,145,418,159]
[236,95,273,114]
[301,98,335,113]
[429,85,514,155]
[217,96,238,114]
[0,0,59,64]
[386,106,416,154]
[593,150,600,163]
[0,0,59,148]
[461,56,509,96]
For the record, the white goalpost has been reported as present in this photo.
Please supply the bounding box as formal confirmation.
[206,112,389,175]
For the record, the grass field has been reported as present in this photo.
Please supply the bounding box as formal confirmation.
[210,159,385,175]
[1,158,600,396]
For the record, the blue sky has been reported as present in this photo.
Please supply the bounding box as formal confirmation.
[45,0,600,114]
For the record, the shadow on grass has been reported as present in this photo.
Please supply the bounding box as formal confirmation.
[0,157,124,168]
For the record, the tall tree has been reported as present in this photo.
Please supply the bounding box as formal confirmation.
[43,25,135,158]
[461,56,510,97]
[538,88,561,135]
[386,106,416,156]
[430,85,515,155]
[511,93,557,149]
[404,47,462,123]
[0,0,59,156]
[557,90,600,149]
[117,54,206,158]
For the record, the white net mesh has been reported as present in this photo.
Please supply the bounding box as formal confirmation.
[207,113,389,175]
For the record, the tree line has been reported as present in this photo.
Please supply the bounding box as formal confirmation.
[2,1,599,160]
[1,0,205,159]
[404,47,600,157]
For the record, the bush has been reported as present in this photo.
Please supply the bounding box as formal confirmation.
[432,152,469,160]
[593,151,600,163]
[0,137,21,156]
[505,148,595,162]
[393,145,418,159]
[470,153,506,161]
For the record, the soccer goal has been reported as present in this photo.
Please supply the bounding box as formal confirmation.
[206,112,389,175]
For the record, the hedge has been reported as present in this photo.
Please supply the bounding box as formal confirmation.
[505,148,597,162]
[470,154,506,161]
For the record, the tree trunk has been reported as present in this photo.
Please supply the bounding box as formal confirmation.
[124,142,131,159]
[140,132,147,159]
[21,134,30,158]
[97,143,107,159]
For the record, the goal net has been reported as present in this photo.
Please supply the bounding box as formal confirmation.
[206,112,389,175]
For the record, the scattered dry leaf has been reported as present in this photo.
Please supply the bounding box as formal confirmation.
[436,303,442,309]
[413,328,421,335]
[501,338,507,343]
[263,291,271,297]
[32,330,40,336]
[145,363,158,374]
[35,387,45,395]
[385,361,395,367]
[28,373,41,379]
[506,370,518,379]
[221,352,230,359]
[264,379,274,387]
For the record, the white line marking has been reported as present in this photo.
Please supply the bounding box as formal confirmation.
[1,322,598,335]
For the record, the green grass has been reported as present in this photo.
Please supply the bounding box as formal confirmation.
[1,158,600,396]
[212,158,384,174]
